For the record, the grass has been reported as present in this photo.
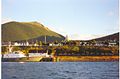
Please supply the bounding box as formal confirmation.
[2,21,65,42]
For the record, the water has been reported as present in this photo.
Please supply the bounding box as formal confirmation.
[2,62,119,79]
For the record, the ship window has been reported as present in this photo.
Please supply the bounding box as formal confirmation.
[15,52,18,54]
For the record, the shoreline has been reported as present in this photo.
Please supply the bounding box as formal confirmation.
[2,56,119,62]
[55,56,119,62]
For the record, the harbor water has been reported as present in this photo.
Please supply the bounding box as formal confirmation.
[2,62,119,79]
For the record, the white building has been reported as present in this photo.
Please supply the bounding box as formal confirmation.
[108,42,117,46]
[49,43,63,46]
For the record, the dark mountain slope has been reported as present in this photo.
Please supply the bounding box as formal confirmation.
[93,32,119,41]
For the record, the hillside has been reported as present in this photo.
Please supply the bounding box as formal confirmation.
[2,21,65,42]
[92,32,119,41]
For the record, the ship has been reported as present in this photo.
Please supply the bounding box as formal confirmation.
[2,50,53,62]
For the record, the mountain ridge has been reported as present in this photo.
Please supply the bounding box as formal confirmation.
[91,32,119,41]
[2,21,65,42]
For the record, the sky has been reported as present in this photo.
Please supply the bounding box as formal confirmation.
[2,0,119,40]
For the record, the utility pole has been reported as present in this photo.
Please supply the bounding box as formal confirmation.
[45,35,47,44]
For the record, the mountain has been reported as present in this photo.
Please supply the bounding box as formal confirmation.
[92,32,119,41]
[2,21,65,42]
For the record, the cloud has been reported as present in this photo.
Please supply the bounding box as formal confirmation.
[69,34,106,40]
[2,18,14,24]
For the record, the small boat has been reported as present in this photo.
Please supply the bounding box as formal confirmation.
[3,51,26,58]
[28,49,50,57]
[2,51,26,62]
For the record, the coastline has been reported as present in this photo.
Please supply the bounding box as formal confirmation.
[54,56,119,62]
[2,56,119,62]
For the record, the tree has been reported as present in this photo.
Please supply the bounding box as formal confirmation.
[12,46,21,51]
[54,40,58,44]
[71,46,79,52]
[1,46,7,54]
[35,40,39,46]
[63,45,69,49]
[104,42,109,46]
[39,41,42,46]
[91,40,96,45]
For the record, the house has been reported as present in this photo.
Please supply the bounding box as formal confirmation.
[108,42,117,46]
[49,43,63,46]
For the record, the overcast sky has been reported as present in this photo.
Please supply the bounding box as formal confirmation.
[2,0,119,40]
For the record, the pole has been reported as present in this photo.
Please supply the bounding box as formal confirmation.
[45,35,46,44]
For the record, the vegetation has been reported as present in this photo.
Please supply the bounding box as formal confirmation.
[2,21,65,42]
[1,46,7,54]
[1,45,119,62]
[55,46,119,56]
